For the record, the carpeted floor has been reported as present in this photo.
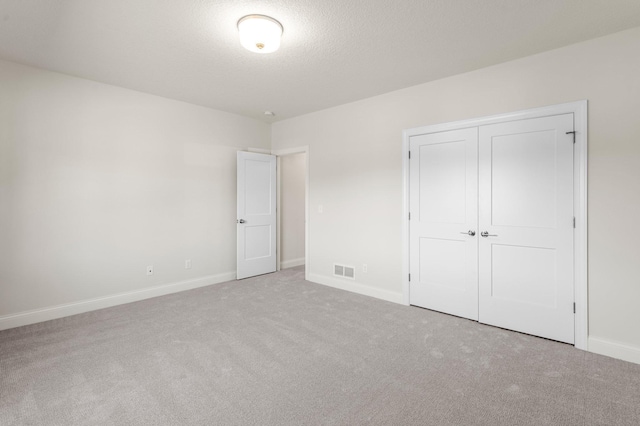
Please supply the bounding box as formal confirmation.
[1,266,639,425]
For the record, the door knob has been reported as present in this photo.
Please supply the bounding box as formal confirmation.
[238,219,246,224]
[460,230,476,236]
[481,231,498,237]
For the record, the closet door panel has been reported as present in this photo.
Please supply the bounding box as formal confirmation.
[478,114,575,344]
[409,128,478,320]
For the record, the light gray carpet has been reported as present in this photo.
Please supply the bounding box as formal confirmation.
[1,266,639,425]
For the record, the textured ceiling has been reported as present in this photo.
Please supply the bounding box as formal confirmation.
[1,0,640,122]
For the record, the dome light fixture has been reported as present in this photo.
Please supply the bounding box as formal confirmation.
[237,15,283,54]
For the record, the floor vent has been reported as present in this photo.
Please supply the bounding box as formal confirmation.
[334,264,355,280]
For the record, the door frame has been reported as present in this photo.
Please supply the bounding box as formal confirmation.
[272,146,310,281]
[401,101,588,350]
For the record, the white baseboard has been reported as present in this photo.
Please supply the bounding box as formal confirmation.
[307,273,403,304]
[0,272,236,331]
[588,336,640,365]
[281,257,305,269]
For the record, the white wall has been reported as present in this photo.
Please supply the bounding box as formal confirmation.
[272,27,640,363]
[2,26,639,363]
[0,59,270,325]
[280,153,305,268]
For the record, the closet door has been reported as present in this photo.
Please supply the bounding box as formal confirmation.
[478,114,575,343]
[409,128,478,320]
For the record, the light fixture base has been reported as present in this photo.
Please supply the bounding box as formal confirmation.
[237,15,283,54]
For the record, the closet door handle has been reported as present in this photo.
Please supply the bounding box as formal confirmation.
[460,230,476,236]
[481,231,498,237]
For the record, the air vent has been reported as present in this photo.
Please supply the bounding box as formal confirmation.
[344,266,355,279]
[333,263,355,280]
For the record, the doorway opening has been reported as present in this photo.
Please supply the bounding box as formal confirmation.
[273,147,309,281]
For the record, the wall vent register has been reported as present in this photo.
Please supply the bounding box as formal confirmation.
[334,264,355,280]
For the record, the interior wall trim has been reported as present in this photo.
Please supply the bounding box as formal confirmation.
[280,257,305,269]
[308,273,403,304]
[589,337,640,365]
[0,272,236,331]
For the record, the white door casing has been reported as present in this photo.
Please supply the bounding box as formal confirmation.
[409,128,479,321]
[478,114,575,343]
[237,151,277,280]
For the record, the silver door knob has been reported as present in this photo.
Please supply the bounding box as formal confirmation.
[460,230,476,236]
[481,231,498,237]
[238,219,246,224]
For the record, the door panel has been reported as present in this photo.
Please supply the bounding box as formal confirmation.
[244,225,272,259]
[418,141,467,224]
[244,159,272,215]
[409,128,478,320]
[490,244,557,307]
[237,151,276,280]
[478,114,574,343]
[420,238,467,291]
[490,130,557,228]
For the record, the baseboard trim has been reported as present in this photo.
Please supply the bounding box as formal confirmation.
[307,273,403,304]
[281,257,305,269]
[588,336,640,365]
[0,272,236,331]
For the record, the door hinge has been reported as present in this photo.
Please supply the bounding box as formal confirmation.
[573,217,576,228]
[408,212,411,220]
[408,273,411,282]
[408,151,411,159]
[566,131,576,144]
[573,302,576,314]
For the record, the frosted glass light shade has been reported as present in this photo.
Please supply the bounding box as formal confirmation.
[238,15,283,54]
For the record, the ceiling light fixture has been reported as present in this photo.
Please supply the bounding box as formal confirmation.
[237,15,283,54]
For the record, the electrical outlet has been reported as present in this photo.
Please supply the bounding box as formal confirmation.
[185,259,192,269]
[146,265,153,275]
[363,264,368,273]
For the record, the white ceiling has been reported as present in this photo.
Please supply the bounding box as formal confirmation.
[2,0,640,122]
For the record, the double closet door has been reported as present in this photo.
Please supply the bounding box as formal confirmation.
[409,114,575,344]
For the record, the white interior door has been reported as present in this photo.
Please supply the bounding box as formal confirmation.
[409,128,479,320]
[237,151,277,280]
[478,114,575,343]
